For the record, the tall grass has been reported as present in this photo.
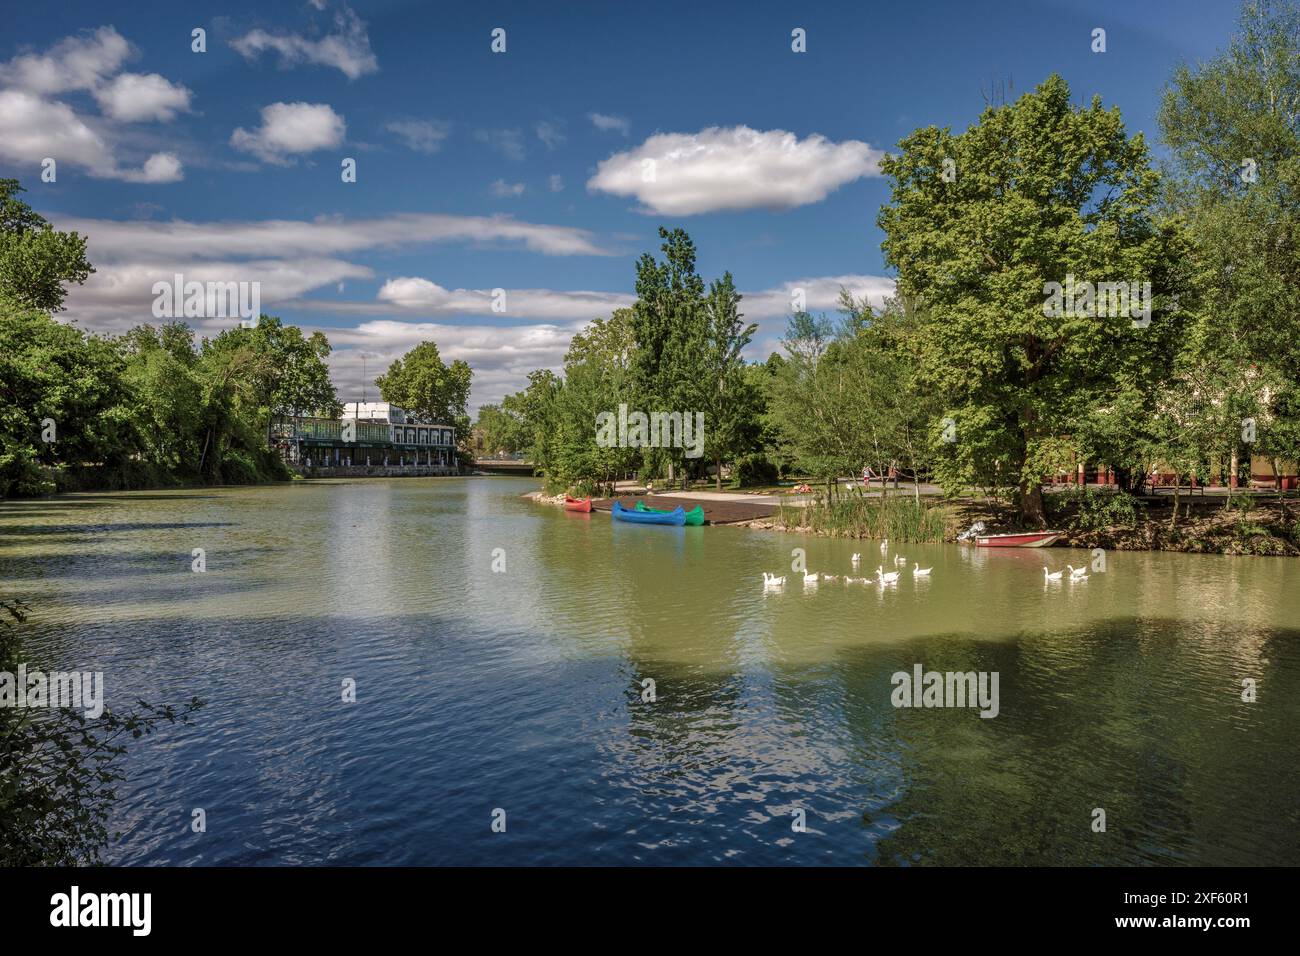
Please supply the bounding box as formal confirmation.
[777,491,952,541]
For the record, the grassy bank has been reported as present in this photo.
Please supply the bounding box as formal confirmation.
[774,491,954,542]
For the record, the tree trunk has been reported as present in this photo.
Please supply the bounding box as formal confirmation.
[716,454,722,492]
[1018,479,1046,529]
[1170,483,1180,531]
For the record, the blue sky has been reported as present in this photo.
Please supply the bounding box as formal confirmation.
[1,0,1242,410]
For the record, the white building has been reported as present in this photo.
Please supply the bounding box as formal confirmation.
[341,402,455,452]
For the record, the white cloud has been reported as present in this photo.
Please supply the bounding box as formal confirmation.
[490,179,525,198]
[386,118,449,154]
[374,277,633,320]
[117,152,184,183]
[549,174,564,192]
[230,6,378,80]
[62,258,374,329]
[49,210,618,329]
[0,89,106,167]
[743,274,896,319]
[231,102,346,165]
[0,26,131,94]
[52,212,615,261]
[588,125,883,215]
[325,320,581,412]
[0,27,189,181]
[535,120,565,149]
[93,72,191,122]
[0,89,184,183]
[475,128,525,161]
[588,112,629,136]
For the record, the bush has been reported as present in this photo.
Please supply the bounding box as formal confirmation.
[1047,487,1144,531]
[729,453,778,488]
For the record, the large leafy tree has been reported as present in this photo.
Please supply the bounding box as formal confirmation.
[375,341,472,443]
[474,403,529,457]
[543,309,640,493]
[879,74,1187,525]
[629,227,709,484]
[1159,0,1300,484]
[118,323,204,477]
[0,178,94,312]
[696,273,759,489]
[0,302,136,496]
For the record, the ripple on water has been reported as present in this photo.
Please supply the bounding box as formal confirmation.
[1,479,1298,865]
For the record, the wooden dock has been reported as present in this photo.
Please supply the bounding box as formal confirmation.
[589,495,777,525]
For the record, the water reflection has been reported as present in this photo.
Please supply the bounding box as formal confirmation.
[0,478,1297,865]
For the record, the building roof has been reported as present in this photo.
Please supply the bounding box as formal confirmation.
[341,401,451,428]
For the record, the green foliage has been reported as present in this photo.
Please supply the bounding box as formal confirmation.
[765,294,940,496]
[0,599,204,864]
[375,341,472,447]
[0,179,94,312]
[879,74,1190,526]
[1046,487,1146,531]
[0,301,136,496]
[474,403,528,457]
[0,299,322,496]
[1159,0,1300,485]
[729,451,778,488]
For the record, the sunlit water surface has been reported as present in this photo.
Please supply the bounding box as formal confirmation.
[1,478,1297,865]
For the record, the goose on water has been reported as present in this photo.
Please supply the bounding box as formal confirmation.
[912,563,932,577]
[876,566,900,584]
[1043,567,1064,581]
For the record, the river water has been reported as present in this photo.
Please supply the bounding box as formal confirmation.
[1,477,1297,865]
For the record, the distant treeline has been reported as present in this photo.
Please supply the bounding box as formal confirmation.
[0,182,473,498]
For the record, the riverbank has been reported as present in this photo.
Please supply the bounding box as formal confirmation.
[526,487,1300,555]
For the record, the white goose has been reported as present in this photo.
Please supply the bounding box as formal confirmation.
[1043,567,1064,581]
[876,566,900,585]
[893,554,907,567]
[1067,564,1088,579]
[851,553,861,568]
[762,572,786,589]
[880,539,889,554]
[803,571,820,589]
[912,562,932,577]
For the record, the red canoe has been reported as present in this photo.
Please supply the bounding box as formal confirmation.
[563,496,592,513]
[975,531,1062,548]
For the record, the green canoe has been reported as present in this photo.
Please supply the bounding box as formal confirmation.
[635,500,705,525]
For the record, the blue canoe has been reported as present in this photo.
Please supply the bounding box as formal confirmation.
[611,500,687,526]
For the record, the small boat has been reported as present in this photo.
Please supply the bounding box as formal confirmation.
[974,530,1062,548]
[611,501,686,526]
[635,500,705,525]
[563,496,592,513]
